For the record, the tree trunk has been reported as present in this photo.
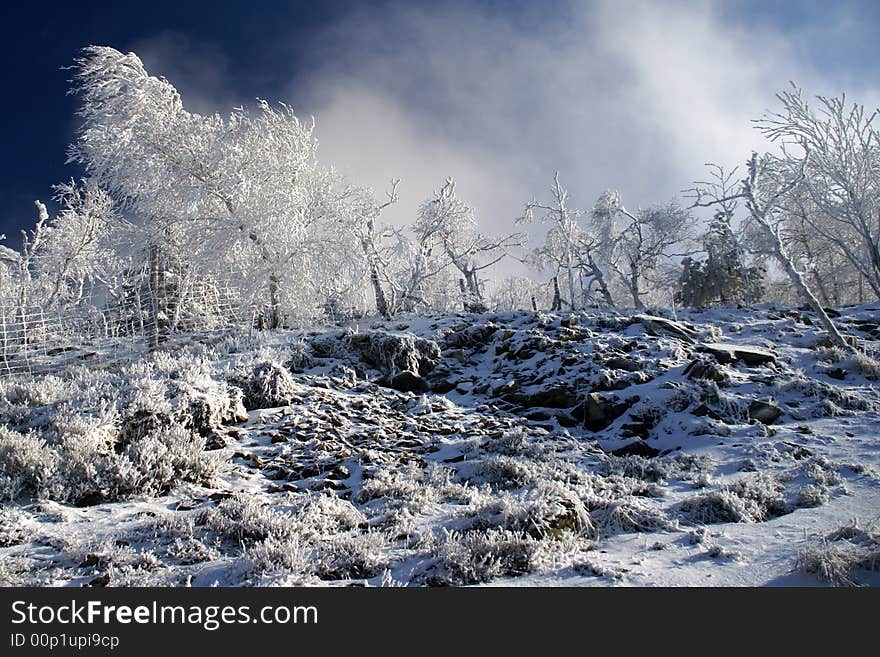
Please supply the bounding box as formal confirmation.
[628,268,645,309]
[268,272,282,329]
[370,265,391,319]
[587,252,615,307]
[744,154,853,352]
[551,276,561,311]
[148,243,160,352]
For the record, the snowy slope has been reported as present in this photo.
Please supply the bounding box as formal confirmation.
[1,304,878,587]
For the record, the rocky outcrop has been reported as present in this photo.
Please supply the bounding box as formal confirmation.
[697,343,776,367]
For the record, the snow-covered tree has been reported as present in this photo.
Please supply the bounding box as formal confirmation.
[34,180,127,309]
[521,173,614,310]
[415,178,522,312]
[68,46,366,328]
[755,85,880,301]
[592,192,695,309]
[690,152,853,352]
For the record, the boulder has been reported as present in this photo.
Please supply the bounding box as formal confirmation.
[683,356,727,382]
[509,385,580,409]
[573,393,638,431]
[698,342,776,367]
[604,356,641,372]
[609,440,661,458]
[748,399,782,424]
[442,323,498,349]
[347,331,441,377]
[632,314,698,343]
[387,371,429,393]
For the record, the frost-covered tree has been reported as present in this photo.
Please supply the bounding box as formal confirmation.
[755,85,880,301]
[521,173,614,310]
[414,178,522,313]
[677,164,766,307]
[690,152,853,352]
[675,210,766,307]
[68,46,362,328]
[592,192,695,309]
[34,180,127,309]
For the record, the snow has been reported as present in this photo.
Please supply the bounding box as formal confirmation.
[1,304,879,587]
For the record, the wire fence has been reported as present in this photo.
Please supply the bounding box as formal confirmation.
[0,280,251,377]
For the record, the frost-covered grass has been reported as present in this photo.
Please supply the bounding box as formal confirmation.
[795,521,880,586]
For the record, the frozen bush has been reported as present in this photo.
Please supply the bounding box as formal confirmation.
[587,497,672,535]
[124,426,227,496]
[293,493,367,537]
[355,463,440,514]
[313,532,388,580]
[0,428,60,500]
[233,361,300,410]
[796,484,830,508]
[796,543,863,586]
[679,474,789,524]
[465,482,596,540]
[197,494,300,543]
[0,507,33,546]
[420,529,541,585]
[245,535,310,575]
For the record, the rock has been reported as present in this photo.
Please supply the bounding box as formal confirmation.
[748,399,782,424]
[609,440,660,458]
[491,379,518,397]
[633,314,698,343]
[74,492,105,507]
[86,573,111,587]
[430,379,457,394]
[348,331,441,376]
[824,367,847,380]
[619,422,653,439]
[698,343,776,367]
[448,349,468,365]
[204,433,229,450]
[683,356,727,382]
[79,554,100,568]
[443,323,498,349]
[573,393,638,431]
[387,371,429,393]
[511,385,580,409]
[604,356,640,372]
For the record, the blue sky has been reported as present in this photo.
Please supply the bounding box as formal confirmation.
[1,0,878,253]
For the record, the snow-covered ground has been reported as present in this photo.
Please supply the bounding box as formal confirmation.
[1,304,878,587]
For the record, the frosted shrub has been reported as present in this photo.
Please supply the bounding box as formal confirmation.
[197,494,300,543]
[293,493,367,537]
[124,425,226,496]
[465,482,596,540]
[587,497,672,535]
[796,543,863,586]
[679,474,789,524]
[313,532,388,580]
[0,428,60,500]
[422,529,541,585]
[233,361,300,410]
[245,535,310,575]
[355,463,440,514]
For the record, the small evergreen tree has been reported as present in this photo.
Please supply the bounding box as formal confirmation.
[675,211,765,307]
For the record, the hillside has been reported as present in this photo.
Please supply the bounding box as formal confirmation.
[1,304,879,587]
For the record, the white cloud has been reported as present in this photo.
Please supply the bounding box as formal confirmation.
[293,0,853,256]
